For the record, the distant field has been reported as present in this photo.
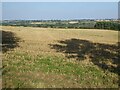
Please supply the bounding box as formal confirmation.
[2,26,119,88]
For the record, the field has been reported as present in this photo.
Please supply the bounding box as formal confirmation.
[1,26,120,88]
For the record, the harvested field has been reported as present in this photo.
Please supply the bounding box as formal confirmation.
[1,26,119,88]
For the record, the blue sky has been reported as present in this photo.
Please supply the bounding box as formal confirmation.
[2,2,118,20]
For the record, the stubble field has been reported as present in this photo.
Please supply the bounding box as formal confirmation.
[1,26,119,88]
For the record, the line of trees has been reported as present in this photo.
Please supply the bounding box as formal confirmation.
[1,20,120,31]
[94,22,120,30]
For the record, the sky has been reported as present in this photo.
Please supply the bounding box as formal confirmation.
[2,2,118,20]
[1,0,119,2]
[118,1,120,19]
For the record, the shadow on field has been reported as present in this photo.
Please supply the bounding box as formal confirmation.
[49,38,120,87]
[2,31,20,53]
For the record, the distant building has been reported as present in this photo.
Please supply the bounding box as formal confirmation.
[68,21,79,24]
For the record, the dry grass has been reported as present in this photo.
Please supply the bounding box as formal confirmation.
[2,26,118,56]
[1,26,119,88]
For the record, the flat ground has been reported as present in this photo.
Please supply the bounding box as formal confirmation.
[1,26,119,88]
